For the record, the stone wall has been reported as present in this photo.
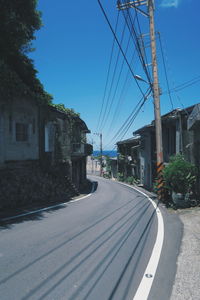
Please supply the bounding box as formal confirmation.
[0,162,79,209]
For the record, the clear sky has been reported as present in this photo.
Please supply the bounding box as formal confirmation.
[30,0,200,150]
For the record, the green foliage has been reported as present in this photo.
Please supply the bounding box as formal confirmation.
[153,179,159,194]
[51,103,80,117]
[0,0,52,105]
[163,154,196,194]
[103,172,111,179]
[0,60,52,104]
[0,0,42,57]
[125,176,140,185]
[126,176,135,185]
[117,172,125,182]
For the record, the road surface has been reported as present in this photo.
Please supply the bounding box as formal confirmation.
[0,176,181,300]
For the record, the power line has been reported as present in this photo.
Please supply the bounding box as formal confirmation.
[124,2,152,83]
[97,0,146,98]
[157,32,174,110]
[116,88,152,141]
[164,76,200,94]
[106,50,137,137]
[96,11,120,131]
[156,33,187,110]
[119,2,152,86]
[100,14,137,131]
[99,13,128,131]
[104,87,151,149]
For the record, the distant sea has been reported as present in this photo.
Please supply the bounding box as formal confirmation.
[93,150,117,158]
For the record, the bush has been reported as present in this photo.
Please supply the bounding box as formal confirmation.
[126,176,134,185]
[163,154,196,195]
[103,172,111,179]
[117,172,124,182]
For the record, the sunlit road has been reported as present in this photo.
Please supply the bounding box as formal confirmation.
[0,176,180,300]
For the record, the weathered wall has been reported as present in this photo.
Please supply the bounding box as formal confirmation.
[0,98,39,166]
[139,132,154,189]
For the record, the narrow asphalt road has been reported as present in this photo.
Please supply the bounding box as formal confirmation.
[0,176,181,300]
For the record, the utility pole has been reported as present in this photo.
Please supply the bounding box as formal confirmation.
[94,133,103,177]
[91,139,94,174]
[148,0,163,165]
[117,0,164,199]
[100,133,103,177]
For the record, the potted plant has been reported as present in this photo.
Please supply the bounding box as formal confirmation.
[163,154,196,207]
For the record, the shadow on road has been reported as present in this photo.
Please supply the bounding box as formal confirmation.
[0,203,68,230]
[92,181,98,192]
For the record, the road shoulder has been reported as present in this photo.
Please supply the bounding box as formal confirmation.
[170,208,200,300]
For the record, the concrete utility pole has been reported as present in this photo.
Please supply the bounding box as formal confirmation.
[100,133,103,177]
[148,0,163,165]
[117,0,164,199]
[94,133,103,177]
[91,139,94,174]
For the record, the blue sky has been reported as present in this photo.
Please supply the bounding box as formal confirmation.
[30,0,200,150]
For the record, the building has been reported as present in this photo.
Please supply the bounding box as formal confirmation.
[0,97,39,165]
[116,136,140,180]
[0,96,92,208]
[40,106,92,189]
[132,104,200,191]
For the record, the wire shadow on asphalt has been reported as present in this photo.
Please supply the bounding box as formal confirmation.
[20,202,151,300]
[0,204,67,230]
[0,197,141,287]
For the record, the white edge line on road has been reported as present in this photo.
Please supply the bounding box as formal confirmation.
[1,182,95,222]
[116,181,164,300]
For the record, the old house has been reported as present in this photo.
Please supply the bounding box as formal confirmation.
[0,94,92,209]
[39,106,92,188]
[70,116,92,188]
[132,104,200,191]
[117,136,140,180]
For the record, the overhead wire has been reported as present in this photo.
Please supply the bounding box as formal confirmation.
[125,1,152,83]
[106,50,137,137]
[100,12,138,132]
[158,33,200,114]
[97,0,152,149]
[99,13,128,131]
[157,33,187,110]
[96,11,120,131]
[97,0,147,98]
[104,87,151,149]
[164,76,200,94]
[157,32,174,110]
[119,1,152,86]
[116,88,152,141]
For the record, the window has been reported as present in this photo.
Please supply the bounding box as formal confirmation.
[16,123,28,141]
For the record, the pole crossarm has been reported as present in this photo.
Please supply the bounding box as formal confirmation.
[117,0,147,9]
[117,1,149,17]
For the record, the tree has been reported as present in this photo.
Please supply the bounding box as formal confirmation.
[0,0,52,103]
[0,0,42,57]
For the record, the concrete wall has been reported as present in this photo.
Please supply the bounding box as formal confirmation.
[0,98,39,166]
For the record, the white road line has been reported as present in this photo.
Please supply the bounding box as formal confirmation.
[115,182,164,300]
[1,182,95,222]
[69,193,92,203]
